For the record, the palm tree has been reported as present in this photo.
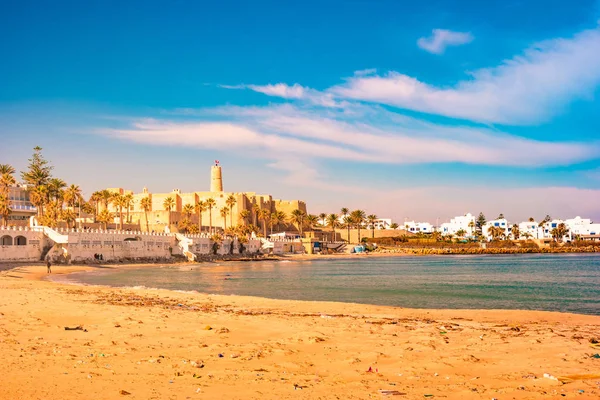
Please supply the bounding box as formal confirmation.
[551,222,568,242]
[390,222,399,229]
[0,172,16,196]
[225,194,237,228]
[497,213,505,220]
[290,209,306,236]
[114,195,128,229]
[467,220,475,236]
[0,164,16,176]
[326,213,339,240]
[100,189,113,211]
[183,204,194,218]
[511,224,520,240]
[90,191,102,221]
[528,217,535,222]
[123,193,134,223]
[30,185,48,216]
[487,225,504,240]
[97,209,112,230]
[305,214,319,232]
[61,208,76,229]
[239,209,250,226]
[366,214,378,238]
[220,206,229,231]
[340,208,349,241]
[350,210,366,243]
[270,210,286,232]
[140,196,151,232]
[252,203,261,226]
[343,215,353,242]
[319,213,327,227]
[456,229,466,238]
[194,200,207,233]
[163,196,175,212]
[258,208,271,237]
[0,193,10,227]
[205,198,216,234]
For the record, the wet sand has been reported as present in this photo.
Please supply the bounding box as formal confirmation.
[0,264,599,399]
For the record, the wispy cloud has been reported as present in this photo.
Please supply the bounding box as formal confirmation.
[417,29,474,54]
[331,27,600,124]
[98,103,599,168]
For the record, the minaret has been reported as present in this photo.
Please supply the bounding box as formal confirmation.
[210,161,223,192]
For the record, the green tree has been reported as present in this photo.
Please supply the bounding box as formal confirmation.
[0,193,10,227]
[194,200,207,233]
[258,208,271,237]
[350,209,366,243]
[326,213,339,240]
[97,209,112,230]
[21,146,53,188]
[140,196,152,232]
[476,212,486,232]
[290,209,306,236]
[183,204,194,218]
[225,194,237,228]
[114,195,129,230]
[163,196,175,212]
[390,222,399,229]
[456,229,466,238]
[319,213,327,226]
[270,210,286,232]
[511,224,520,240]
[0,166,16,196]
[239,209,250,226]
[205,198,216,234]
[220,206,230,231]
[366,214,378,238]
[305,214,318,232]
[551,222,568,242]
[123,193,134,223]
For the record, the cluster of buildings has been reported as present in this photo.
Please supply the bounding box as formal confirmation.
[401,213,600,242]
[3,164,599,243]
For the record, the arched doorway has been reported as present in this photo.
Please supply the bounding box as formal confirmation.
[1,235,13,246]
[15,236,27,246]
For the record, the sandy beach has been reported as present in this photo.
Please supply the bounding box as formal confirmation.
[1,263,599,400]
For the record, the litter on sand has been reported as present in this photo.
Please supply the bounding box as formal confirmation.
[379,389,406,396]
[64,325,87,332]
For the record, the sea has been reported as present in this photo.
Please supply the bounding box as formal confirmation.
[57,254,600,315]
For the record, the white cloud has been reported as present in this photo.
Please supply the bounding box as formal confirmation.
[247,83,306,99]
[417,29,474,54]
[331,27,600,124]
[99,104,599,168]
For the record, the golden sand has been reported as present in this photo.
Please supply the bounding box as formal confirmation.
[0,263,599,399]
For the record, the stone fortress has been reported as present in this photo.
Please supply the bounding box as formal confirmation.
[104,163,308,233]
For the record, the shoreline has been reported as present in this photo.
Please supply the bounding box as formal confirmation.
[1,265,599,399]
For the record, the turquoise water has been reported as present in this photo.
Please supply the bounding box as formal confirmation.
[61,254,600,315]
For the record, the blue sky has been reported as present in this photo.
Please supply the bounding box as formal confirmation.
[1,0,600,222]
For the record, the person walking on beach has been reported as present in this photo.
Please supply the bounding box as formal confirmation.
[46,258,52,274]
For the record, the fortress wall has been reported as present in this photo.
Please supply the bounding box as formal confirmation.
[45,229,175,262]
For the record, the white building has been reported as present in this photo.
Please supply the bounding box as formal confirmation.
[402,221,435,234]
[517,220,541,239]
[564,216,600,238]
[438,213,476,237]
[483,218,510,240]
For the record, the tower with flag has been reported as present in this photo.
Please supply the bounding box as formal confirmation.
[210,161,223,192]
